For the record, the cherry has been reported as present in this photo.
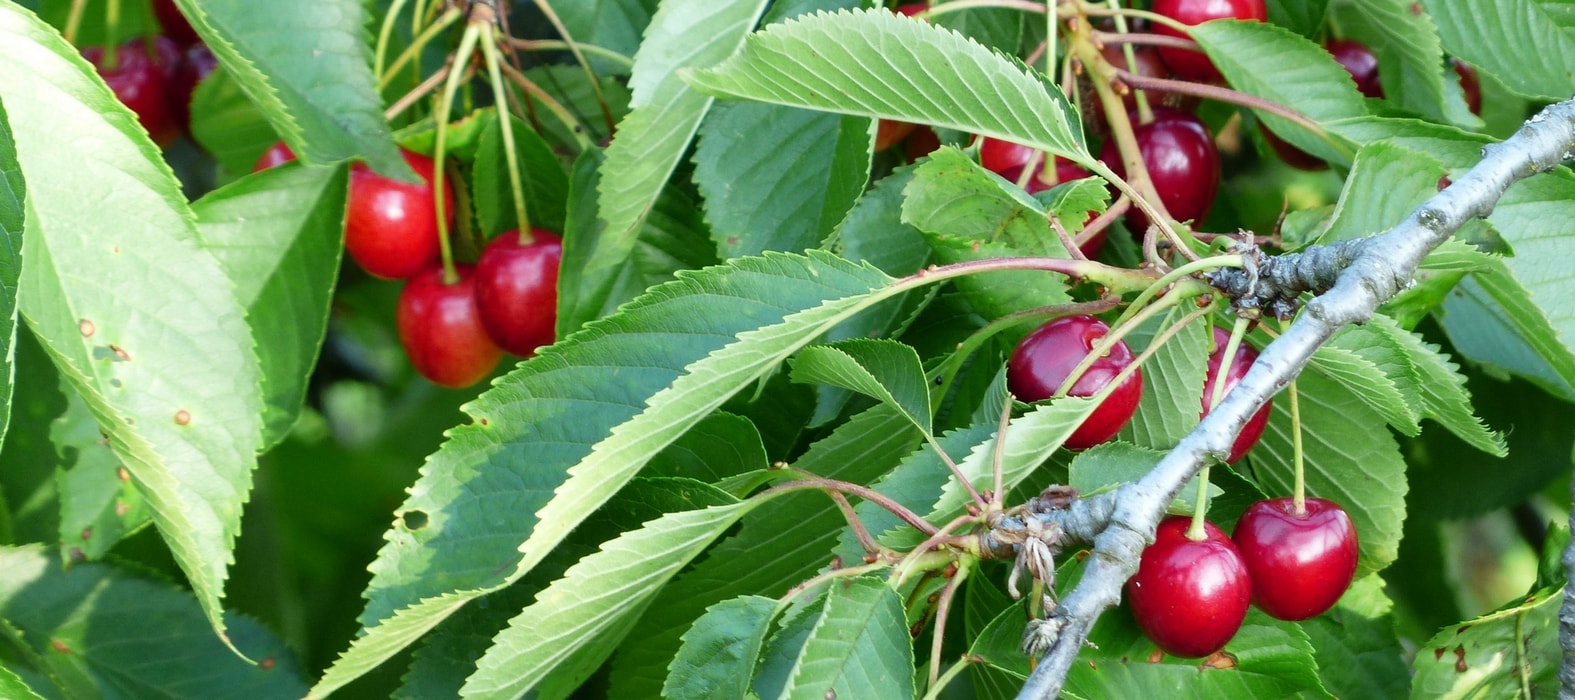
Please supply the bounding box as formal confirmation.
[1006,315,1143,449]
[1201,327,1272,463]
[152,0,201,46]
[974,142,1107,256]
[1259,122,1328,171]
[1126,516,1252,657]
[1232,497,1359,621]
[253,141,296,172]
[872,3,931,153]
[170,43,217,133]
[82,37,180,146]
[1102,43,1171,111]
[1098,107,1220,230]
[903,126,941,161]
[345,148,456,280]
[1453,59,1482,115]
[396,264,504,388]
[1151,0,1267,82]
[474,229,563,357]
[1326,39,1382,99]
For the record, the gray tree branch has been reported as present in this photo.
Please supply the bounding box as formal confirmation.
[1010,98,1575,699]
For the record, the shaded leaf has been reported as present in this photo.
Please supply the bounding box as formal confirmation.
[1302,576,1410,699]
[1424,0,1575,101]
[779,576,914,700]
[1410,584,1561,698]
[663,596,777,700]
[473,110,570,236]
[791,339,932,435]
[0,95,23,450]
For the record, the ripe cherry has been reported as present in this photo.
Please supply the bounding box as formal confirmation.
[152,0,201,46]
[1326,39,1382,98]
[397,264,504,388]
[1126,516,1252,658]
[1453,59,1482,115]
[1232,497,1359,621]
[872,3,931,153]
[253,141,296,172]
[474,229,563,357]
[345,148,456,280]
[170,43,217,133]
[1102,43,1172,111]
[1201,327,1272,463]
[1259,123,1328,171]
[1098,107,1220,230]
[82,37,180,146]
[1006,315,1143,449]
[1151,0,1267,82]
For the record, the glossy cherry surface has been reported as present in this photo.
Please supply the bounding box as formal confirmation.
[1201,327,1272,463]
[152,0,201,46]
[1326,39,1382,98]
[83,37,180,146]
[1099,107,1220,230]
[474,229,563,357]
[345,148,455,280]
[253,141,297,172]
[1151,0,1267,82]
[1453,59,1482,115]
[1233,497,1359,621]
[1126,516,1252,658]
[1007,315,1143,449]
[397,264,504,388]
[170,42,217,132]
[1103,43,1171,110]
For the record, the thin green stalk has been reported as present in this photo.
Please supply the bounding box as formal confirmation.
[1105,0,1152,123]
[102,0,122,69]
[1187,464,1212,539]
[1108,253,1242,333]
[533,0,616,135]
[481,30,533,242]
[1191,314,1249,539]
[510,39,634,70]
[1289,380,1305,513]
[921,656,975,700]
[374,0,410,81]
[497,61,596,150]
[432,22,483,285]
[1052,290,1183,398]
[63,0,87,44]
[379,6,463,92]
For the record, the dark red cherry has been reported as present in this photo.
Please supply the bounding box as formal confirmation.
[1258,122,1328,171]
[1326,39,1383,98]
[1453,59,1482,115]
[1102,43,1171,110]
[1006,315,1143,449]
[904,126,941,161]
[1201,327,1272,463]
[345,148,456,280]
[874,120,917,152]
[82,37,180,146]
[1151,0,1267,82]
[170,42,217,132]
[396,264,504,388]
[474,229,563,357]
[1233,497,1359,621]
[1126,516,1252,658]
[152,0,201,46]
[253,141,296,172]
[1098,107,1220,230]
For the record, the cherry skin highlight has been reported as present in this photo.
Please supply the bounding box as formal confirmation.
[1201,327,1273,463]
[1126,516,1253,658]
[396,264,505,389]
[1006,315,1143,449]
[345,148,456,280]
[253,141,296,172]
[83,37,180,146]
[1151,0,1267,82]
[474,229,563,357]
[1326,39,1383,98]
[1099,107,1221,230]
[1233,497,1359,621]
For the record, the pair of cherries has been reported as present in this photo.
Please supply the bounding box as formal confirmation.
[81,0,217,146]
[257,145,562,389]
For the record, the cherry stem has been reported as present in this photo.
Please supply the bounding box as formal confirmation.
[893,512,982,586]
[927,563,970,691]
[1047,212,1085,261]
[1076,194,1130,248]
[829,490,881,553]
[1044,0,1057,76]
[1095,30,1195,51]
[922,0,1046,17]
[379,7,463,92]
[992,386,1014,507]
[925,431,989,510]
[497,61,596,150]
[509,39,633,70]
[1109,253,1242,334]
[63,0,86,45]
[920,655,975,700]
[1112,69,1353,160]
[764,476,939,537]
[1076,2,1192,33]
[385,62,461,121]
[1052,291,1180,398]
[1209,315,1249,410]
[928,297,1124,405]
[778,562,891,607]
[432,21,482,286]
[1104,0,1152,123]
[374,0,410,82]
[1289,379,1306,514]
[480,29,535,243]
[532,0,617,136]
[1186,464,1211,539]
[101,0,122,70]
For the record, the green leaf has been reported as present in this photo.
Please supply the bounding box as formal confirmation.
[170,0,406,175]
[1250,368,1406,577]
[0,95,23,450]
[1424,0,1575,101]
[1410,584,1561,698]
[1330,0,1454,124]
[1190,20,1364,163]
[473,111,570,236]
[0,3,264,642]
[663,596,778,700]
[1440,264,1575,402]
[646,412,769,484]
[931,1,1024,54]
[193,163,348,448]
[54,383,149,562]
[695,101,870,258]
[1310,333,1421,437]
[0,326,66,548]
[778,576,914,700]
[189,67,278,178]
[791,339,933,435]
[1365,314,1505,456]
[610,405,921,698]
[1318,142,1443,245]
[521,65,634,147]
[0,545,306,697]
[587,0,771,334]
[752,597,826,699]
[556,0,655,75]
[686,8,1088,163]
[0,663,45,700]
[1265,0,1329,37]
[1118,307,1209,449]
[1302,576,1410,699]
[1069,442,1216,514]
[1485,173,1575,378]
[460,496,751,698]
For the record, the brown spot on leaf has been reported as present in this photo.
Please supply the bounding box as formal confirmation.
[1456,625,1471,635]
[115,500,129,517]
[80,527,92,541]
[259,657,276,671]
[1201,652,1237,670]
[1434,647,1446,661]
[1147,649,1164,664]
[67,548,85,563]
[478,417,489,427]
[174,410,191,425]
[111,344,129,361]
[117,467,130,481]
[51,639,70,654]
[1088,661,1098,670]
[79,319,95,337]
[1454,646,1468,672]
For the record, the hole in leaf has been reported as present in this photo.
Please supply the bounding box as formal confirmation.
[402,510,429,531]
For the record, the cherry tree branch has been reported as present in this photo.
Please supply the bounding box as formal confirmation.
[1008,98,1575,699]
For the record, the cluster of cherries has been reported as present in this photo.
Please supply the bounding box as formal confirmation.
[80,0,217,146]
[257,144,562,389]
[1007,315,1358,657]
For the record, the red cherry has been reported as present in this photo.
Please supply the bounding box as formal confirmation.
[1258,122,1328,171]
[345,148,456,280]
[903,126,941,161]
[170,42,217,133]
[874,120,917,152]
[1126,516,1252,658]
[152,0,201,46]
[253,141,296,172]
[1006,315,1143,449]
[895,3,928,18]
[82,37,180,146]
[396,264,504,388]
[1102,43,1171,110]
[1453,59,1482,115]
[1151,0,1267,82]
[1326,39,1383,99]
[1232,497,1359,621]
[474,229,563,357]
[1098,107,1220,231]
[1201,327,1272,463]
